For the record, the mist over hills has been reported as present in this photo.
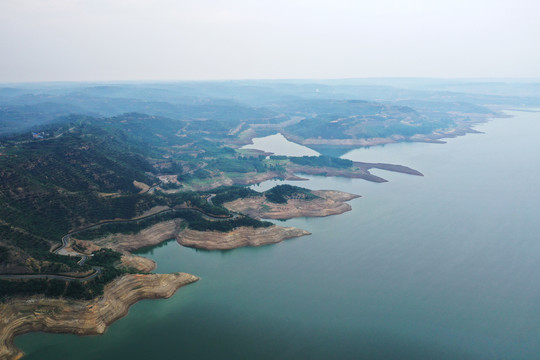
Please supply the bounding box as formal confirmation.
[0,78,538,297]
[1,79,539,137]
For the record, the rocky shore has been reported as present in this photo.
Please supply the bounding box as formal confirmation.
[224,190,360,220]
[74,215,311,252]
[0,273,198,360]
[0,191,354,357]
[177,225,310,250]
[74,219,184,253]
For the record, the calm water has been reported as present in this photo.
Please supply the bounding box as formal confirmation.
[242,133,320,156]
[17,110,540,359]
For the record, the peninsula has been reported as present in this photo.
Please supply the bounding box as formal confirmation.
[0,273,198,360]
[3,79,513,359]
[224,190,360,220]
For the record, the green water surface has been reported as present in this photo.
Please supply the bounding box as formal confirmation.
[16,110,540,359]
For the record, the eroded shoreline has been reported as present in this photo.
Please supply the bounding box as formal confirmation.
[0,273,198,360]
[177,225,310,250]
[224,190,360,220]
[1,168,413,358]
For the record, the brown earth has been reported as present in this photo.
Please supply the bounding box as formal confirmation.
[119,254,157,273]
[73,219,184,253]
[1,194,334,356]
[177,225,310,250]
[74,212,311,252]
[132,180,150,193]
[224,190,360,220]
[135,206,170,219]
[0,273,198,360]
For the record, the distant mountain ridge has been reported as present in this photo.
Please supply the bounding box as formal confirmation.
[1,80,538,137]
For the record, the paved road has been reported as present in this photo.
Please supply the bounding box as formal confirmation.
[174,204,238,220]
[146,182,160,194]
[0,267,102,282]
[1,202,241,281]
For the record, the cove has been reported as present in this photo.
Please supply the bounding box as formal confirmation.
[16,110,540,359]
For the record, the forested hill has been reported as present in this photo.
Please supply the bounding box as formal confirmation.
[2,80,536,146]
[0,114,191,272]
[0,111,276,277]
[0,115,149,273]
[1,79,539,281]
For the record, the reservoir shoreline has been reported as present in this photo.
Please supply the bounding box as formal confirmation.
[1,273,198,360]
[14,110,538,359]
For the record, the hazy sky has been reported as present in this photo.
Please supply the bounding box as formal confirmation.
[1,0,539,82]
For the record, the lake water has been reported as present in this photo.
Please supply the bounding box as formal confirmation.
[241,133,320,156]
[16,110,540,359]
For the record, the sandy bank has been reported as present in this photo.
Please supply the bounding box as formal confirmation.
[177,225,310,250]
[0,273,198,360]
[224,190,360,220]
